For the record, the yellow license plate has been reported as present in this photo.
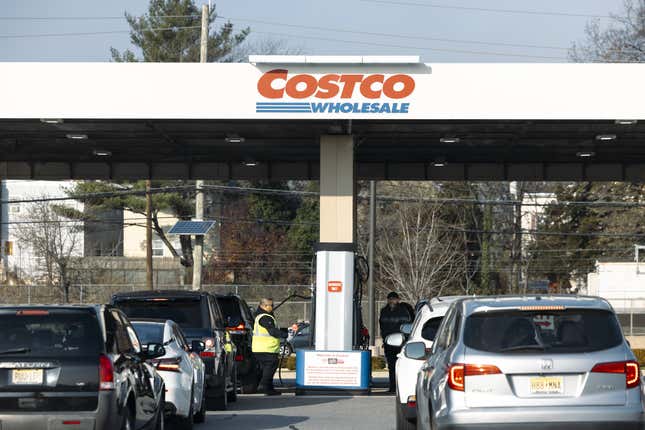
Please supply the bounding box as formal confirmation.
[11,369,44,385]
[530,376,563,394]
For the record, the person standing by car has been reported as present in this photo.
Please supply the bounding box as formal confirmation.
[252,298,288,396]
[380,292,414,393]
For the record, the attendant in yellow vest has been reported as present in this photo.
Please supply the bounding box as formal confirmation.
[252,298,288,396]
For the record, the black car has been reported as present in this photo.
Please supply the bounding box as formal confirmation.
[111,290,236,410]
[283,323,313,355]
[0,305,166,430]
[216,294,258,393]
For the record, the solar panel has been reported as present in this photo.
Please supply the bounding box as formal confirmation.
[168,220,215,236]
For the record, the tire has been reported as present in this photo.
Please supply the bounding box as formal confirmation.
[193,388,207,424]
[227,368,238,403]
[396,399,416,430]
[206,384,228,411]
[120,405,135,430]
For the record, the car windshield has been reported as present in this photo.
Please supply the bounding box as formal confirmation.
[116,299,205,329]
[132,322,165,345]
[464,309,623,353]
[0,311,101,356]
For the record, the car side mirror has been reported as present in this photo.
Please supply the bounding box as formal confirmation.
[191,340,206,353]
[404,342,429,360]
[385,333,405,348]
[400,323,413,336]
[142,343,165,360]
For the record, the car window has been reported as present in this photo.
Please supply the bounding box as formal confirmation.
[433,306,455,352]
[298,326,310,336]
[448,309,462,347]
[173,325,188,350]
[132,322,165,345]
[463,309,623,353]
[125,326,142,354]
[115,298,206,329]
[0,310,101,356]
[217,297,243,326]
[421,317,444,342]
[209,297,225,328]
[110,310,135,354]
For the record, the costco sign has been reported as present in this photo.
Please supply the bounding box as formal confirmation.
[256,69,415,114]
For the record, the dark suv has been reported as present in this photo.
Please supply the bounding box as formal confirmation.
[112,290,236,410]
[216,294,258,393]
[0,305,166,430]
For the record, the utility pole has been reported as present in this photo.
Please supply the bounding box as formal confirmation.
[146,179,153,290]
[367,181,376,346]
[192,3,208,291]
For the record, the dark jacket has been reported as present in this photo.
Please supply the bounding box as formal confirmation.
[379,303,414,338]
[255,307,288,340]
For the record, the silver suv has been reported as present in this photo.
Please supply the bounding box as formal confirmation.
[416,295,645,430]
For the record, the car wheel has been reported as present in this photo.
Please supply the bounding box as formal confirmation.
[396,398,416,430]
[206,384,228,411]
[227,368,238,403]
[280,344,293,356]
[193,388,207,423]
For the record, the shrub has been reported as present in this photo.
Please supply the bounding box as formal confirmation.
[632,349,645,367]
[372,356,386,370]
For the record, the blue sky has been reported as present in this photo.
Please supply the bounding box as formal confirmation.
[0,0,626,62]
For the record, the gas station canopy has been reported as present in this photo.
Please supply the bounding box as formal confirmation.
[0,59,644,181]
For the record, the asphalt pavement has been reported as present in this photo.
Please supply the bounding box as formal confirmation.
[195,375,395,430]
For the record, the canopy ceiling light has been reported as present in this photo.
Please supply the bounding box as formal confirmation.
[576,151,595,158]
[440,137,460,144]
[40,119,63,124]
[66,133,88,140]
[225,135,245,144]
[243,160,259,167]
[432,157,448,167]
[595,134,616,141]
[615,120,638,125]
[92,149,112,157]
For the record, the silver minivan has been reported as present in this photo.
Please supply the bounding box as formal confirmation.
[416,295,645,429]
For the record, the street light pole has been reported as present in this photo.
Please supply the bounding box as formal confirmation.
[368,180,377,346]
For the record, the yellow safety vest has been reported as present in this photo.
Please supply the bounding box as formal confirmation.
[252,313,281,354]
[224,331,233,354]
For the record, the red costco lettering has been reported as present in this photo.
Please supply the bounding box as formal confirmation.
[257,69,415,99]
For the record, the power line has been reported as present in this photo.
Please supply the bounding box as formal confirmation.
[250,30,567,60]
[0,25,200,39]
[219,15,568,51]
[359,0,612,19]
[0,15,201,20]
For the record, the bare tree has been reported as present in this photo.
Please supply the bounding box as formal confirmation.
[570,0,644,62]
[13,202,82,303]
[376,199,465,303]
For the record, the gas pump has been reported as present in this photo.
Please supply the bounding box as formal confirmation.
[295,244,372,394]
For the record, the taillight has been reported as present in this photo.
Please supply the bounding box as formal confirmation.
[99,354,114,391]
[447,363,501,392]
[234,354,244,362]
[155,357,182,373]
[200,337,217,359]
[406,395,416,408]
[592,360,640,389]
[227,323,246,332]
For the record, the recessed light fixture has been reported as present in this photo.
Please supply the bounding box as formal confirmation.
[243,160,259,167]
[432,157,448,167]
[92,149,112,157]
[225,135,245,144]
[66,133,88,140]
[615,120,638,125]
[595,134,616,141]
[40,118,63,124]
[576,151,595,158]
[440,137,460,144]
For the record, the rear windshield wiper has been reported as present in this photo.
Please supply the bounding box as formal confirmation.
[499,344,547,352]
[0,347,31,355]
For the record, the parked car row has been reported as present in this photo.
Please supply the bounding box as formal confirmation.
[387,295,645,430]
[0,290,259,430]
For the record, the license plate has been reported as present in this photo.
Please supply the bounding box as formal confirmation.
[530,376,563,394]
[11,369,44,385]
